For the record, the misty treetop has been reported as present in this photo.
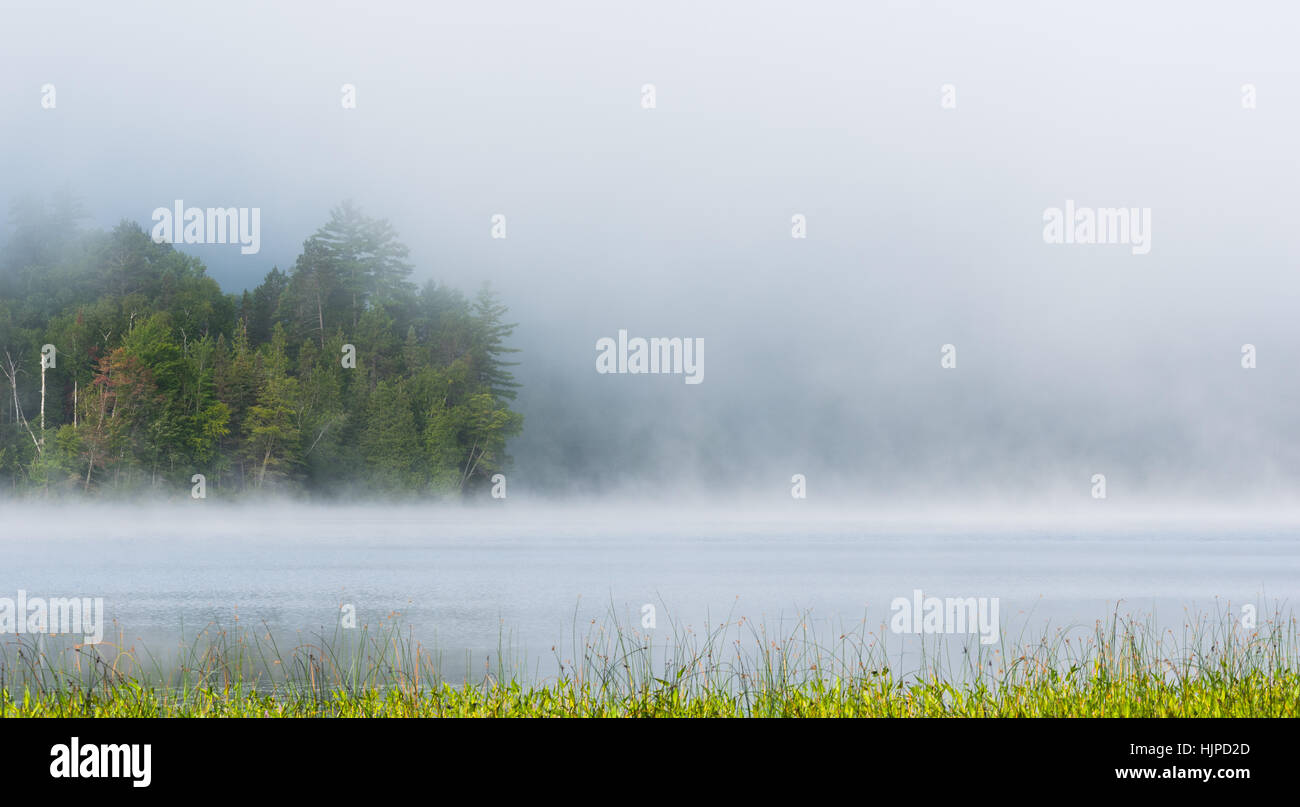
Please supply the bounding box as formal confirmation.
[0,197,523,497]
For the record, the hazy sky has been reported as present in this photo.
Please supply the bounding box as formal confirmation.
[2,1,1298,504]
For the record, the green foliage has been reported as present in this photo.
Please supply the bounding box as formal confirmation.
[360,380,422,491]
[0,195,523,497]
[470,283,521,401]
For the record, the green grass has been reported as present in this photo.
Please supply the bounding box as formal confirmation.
[2,604,1297,717]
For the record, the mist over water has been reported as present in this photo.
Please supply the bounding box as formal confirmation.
[2,2,1299,683]
[3,502,1297,680]
[2,1,1298,501]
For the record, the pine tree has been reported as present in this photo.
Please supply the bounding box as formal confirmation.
[242,324,300,488]
[360,380,421,491]
[470,283,521,401]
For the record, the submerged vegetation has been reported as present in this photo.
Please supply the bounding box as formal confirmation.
[2,605,1296,717]
[0,194,522,497]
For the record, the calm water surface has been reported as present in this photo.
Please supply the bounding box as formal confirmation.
[2,504,1296,679]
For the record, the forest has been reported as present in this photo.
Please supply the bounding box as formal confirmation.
[0,196,523,497]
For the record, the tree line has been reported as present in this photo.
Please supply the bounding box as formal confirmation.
[0,195,523,497]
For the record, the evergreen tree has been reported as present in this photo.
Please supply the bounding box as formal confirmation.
[0,197,524,497]
[243,324,300,489]
[360,380,421,491]
[470,283,521,401]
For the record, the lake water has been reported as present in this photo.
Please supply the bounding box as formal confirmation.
[2,503,1297,681]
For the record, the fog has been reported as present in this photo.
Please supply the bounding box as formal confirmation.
[3,0,1298,506]
[5,500,1297,683]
